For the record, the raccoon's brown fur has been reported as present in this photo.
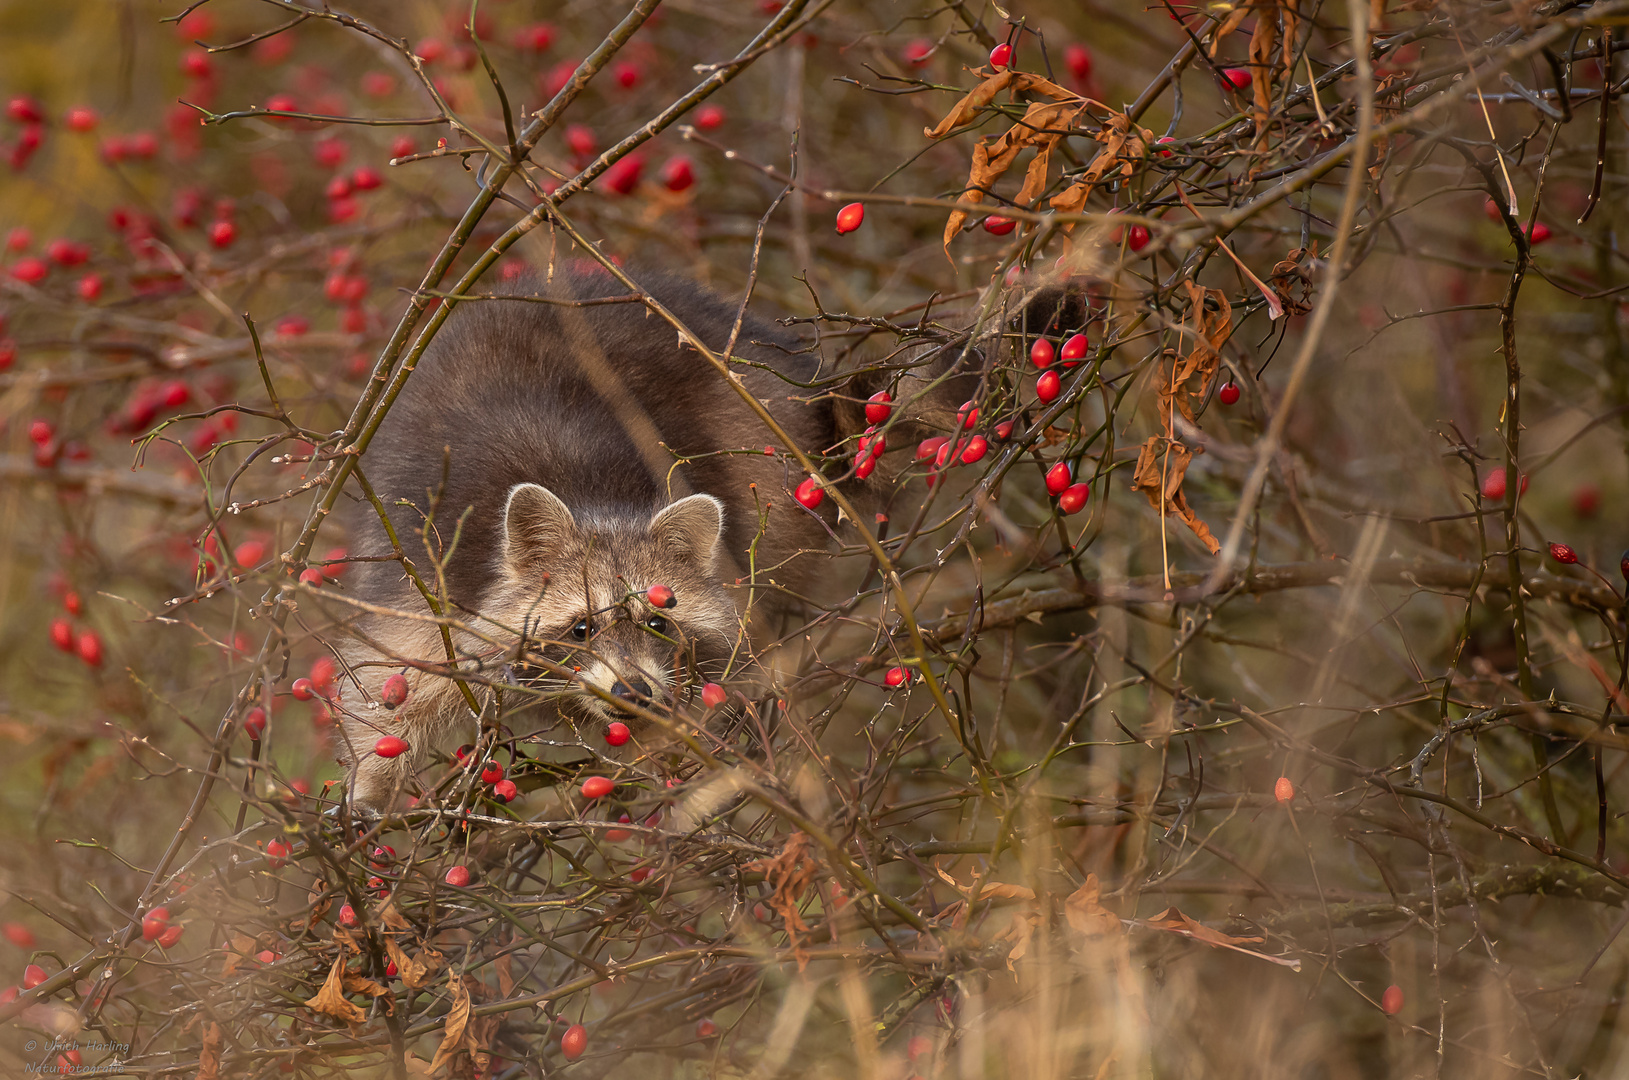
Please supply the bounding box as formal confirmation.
[335,269,925,810]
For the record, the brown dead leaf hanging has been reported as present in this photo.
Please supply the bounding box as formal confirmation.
[940,98,1086,251]
[1048,112,1154,230]
[1062,874,1122,937]
[1211,2,1301,147]
[305,955,367,1025]
[220,932,259,978]
[1138,907,1301,969]
[1270,245,1316,316]
[748,832,819,970]
[935,866,1038,903]
[1247,8,1278,146]
[1368,73,1404,179]
[343,973,392,999]
[197,1022,223,1080]
[923,69,1080,140]
[925,69,1088,252]
[1144,907,1264,947]
[428,970,474,1074]
[996,909,1042,969]
[1158,282,1233,428]
[468,1014,500,1077]
[383,936,442,990]
[376,895,413,932]
[1131,437,1221,554]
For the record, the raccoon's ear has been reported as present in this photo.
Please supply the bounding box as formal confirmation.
[502,483,576,575]
[648,494,724,565]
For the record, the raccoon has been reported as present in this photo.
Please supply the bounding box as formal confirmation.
[335,269,940,811]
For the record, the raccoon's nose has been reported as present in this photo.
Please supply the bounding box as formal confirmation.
[611,678,652,705]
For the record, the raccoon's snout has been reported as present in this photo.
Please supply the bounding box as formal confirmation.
[611,678,652,708]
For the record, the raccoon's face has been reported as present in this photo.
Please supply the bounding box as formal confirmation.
[481,483,736,729]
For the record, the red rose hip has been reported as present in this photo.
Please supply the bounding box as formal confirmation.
[1036,369,1061,403]
[865,390,892,425]
[1058,483,1090,515]
[794,477,824,509]
[380,673,409,708]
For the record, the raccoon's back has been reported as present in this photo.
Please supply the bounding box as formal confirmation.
[348,271,830,611]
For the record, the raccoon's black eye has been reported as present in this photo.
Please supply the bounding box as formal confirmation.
[644,615,670,637]
[569,618,590,642]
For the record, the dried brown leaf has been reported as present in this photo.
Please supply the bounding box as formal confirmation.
[1049,180,1090,216]
[332,925,362,955]
[924,70,1018,138]
[377,896,412,932]
[306,955,367,1025]
[943,141,996,248]
[924,70,1082,140]
[304,886,332,933]
[944,98,1084,250]
[198,1022,223,1080]
[428,971,472,1074]
[343,973,391,998]
[1130,438,1222,554]
[995,909,1042,969]
[1210,6,1252,54]
[1281,0,1302,69]
[469,1014,500,1076]
[1146,907,1264,947]
[748,833,819,970]
[1015,143,1055,207]
[1010,71,1082,103]
[1270,246,1316,316]
[384,936,440,990]
[1046,112,1151,229]
[1156,282,1233,427]
[935,867,1036,903]
[1249,10,1279,144]
[1063,874,1122,937]
[1137,907,1300,969]
[221,933,258,978]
